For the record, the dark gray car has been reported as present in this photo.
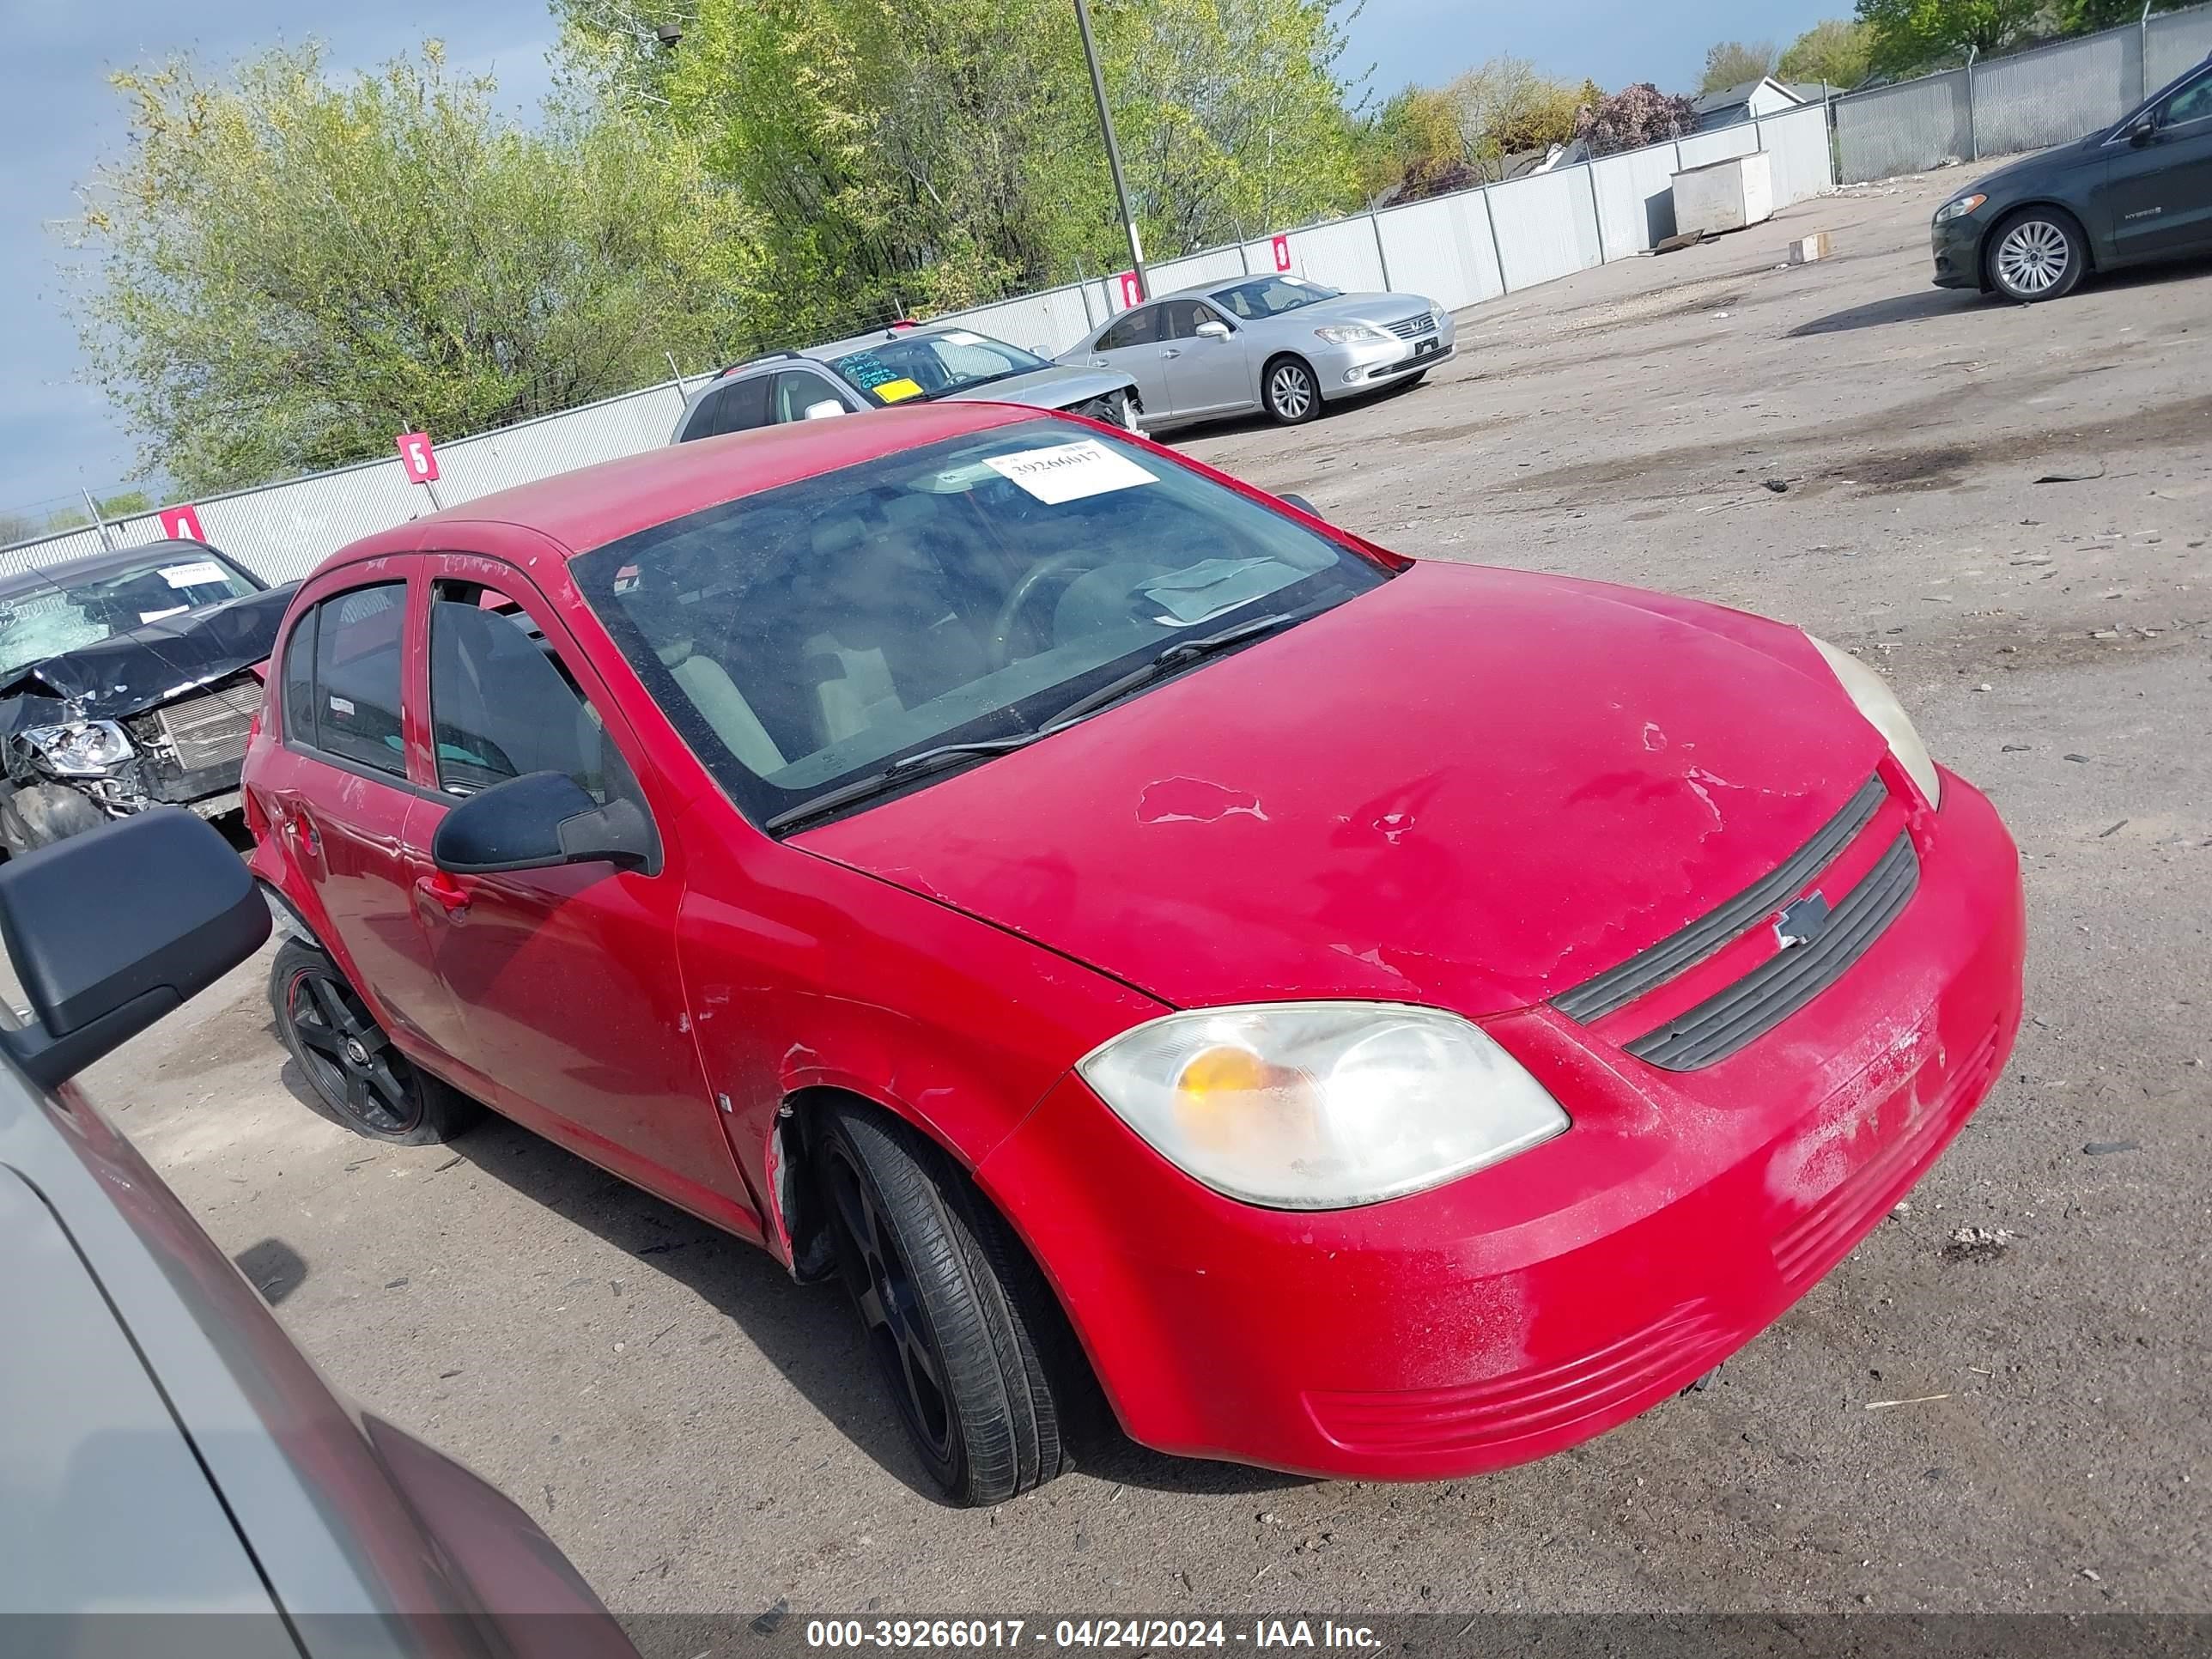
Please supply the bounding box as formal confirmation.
[0,809,635,1657]
[1931,52,2212,301]
[672,325,1140,442]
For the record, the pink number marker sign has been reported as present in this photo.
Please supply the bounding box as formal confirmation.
[396,432,441,484]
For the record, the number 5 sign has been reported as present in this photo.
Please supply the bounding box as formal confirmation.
[395,432,440,483]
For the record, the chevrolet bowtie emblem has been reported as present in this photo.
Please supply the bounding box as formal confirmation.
[1773,891,1832,950]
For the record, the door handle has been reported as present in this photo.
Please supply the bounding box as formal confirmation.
[1162,348,1182,359]
[1088,358,1109,368]
[283,811,321,855]
[414,871,471,918]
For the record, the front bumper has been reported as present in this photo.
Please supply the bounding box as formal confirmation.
[1932,215,1986,289]
[979,772,2024,1480]
[1311,321,1457,401]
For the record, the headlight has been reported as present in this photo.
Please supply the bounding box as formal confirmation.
[1807,636,1941,808]
[1314,324,1389,345]
[1076,1002,1569,1210]
[1933,193,1986,224]
[21,720,134,776]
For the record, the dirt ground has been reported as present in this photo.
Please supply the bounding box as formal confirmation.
[80,168,2212,1624]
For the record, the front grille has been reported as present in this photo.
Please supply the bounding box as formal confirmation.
[1385,311,1437,340]
[1627,832,1922,1072]
[147,678,262,775]
[1554,775,1889,1024]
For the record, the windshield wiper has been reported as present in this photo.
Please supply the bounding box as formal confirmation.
[1036,601,1332,730]
[764,601,1329,834]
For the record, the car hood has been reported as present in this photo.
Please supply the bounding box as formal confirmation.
[796,561,1889,1017]
[0,582,297,733]
[1274,291,1435,328]
[946,364,1136,410]
[1969,137,2102,199]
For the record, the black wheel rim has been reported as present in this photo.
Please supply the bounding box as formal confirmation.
[285,965,423,1136]
[823,1140,957,1476]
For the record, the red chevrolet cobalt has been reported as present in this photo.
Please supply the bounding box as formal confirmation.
[244,404,2024,1504]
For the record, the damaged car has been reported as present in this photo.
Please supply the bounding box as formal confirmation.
[0,540,294,854]
[245,407,2025,1507]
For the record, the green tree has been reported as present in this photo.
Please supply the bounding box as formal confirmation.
[1701,40,1778,94]
[1357,84,1463,200]
[1855,0,2039,76]
[97,490,153,518]
[2053,0,2187,28]
[1778,19,1875,88]
[68,40,766,495]
[1440,58,1595,182]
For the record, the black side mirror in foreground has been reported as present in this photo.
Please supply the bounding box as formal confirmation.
[0,810,270,1089]
[432,770,654,878]
[2131,115,2159,146]
[1277,493,1320,516]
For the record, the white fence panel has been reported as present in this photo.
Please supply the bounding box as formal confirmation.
[0,525,134,580]
[195,460,423,583]
[1589,143,1683,258]
[436,383,689,508]
[1762,104,1837,204]
[1977,27,2141,156]
[1281,216,1389,293]
[1147,246,1251,296]
[1486,168,1601,291]
[1677,124,1763,171]
[2149,5,2212,88]
[933,285,1096,356]
[1374,191,1502,311]
[1835,70,1974,180]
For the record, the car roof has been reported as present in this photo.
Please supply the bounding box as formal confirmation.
[389,402,1048,561]
[0,539,228,599]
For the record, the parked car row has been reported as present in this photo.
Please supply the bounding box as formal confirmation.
[672,274,1455,443]
[234,399,2024,1508]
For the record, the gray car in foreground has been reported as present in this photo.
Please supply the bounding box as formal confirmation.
[672,325,1140,443]
[0,811,635,1659]
[1060,274,1456,429]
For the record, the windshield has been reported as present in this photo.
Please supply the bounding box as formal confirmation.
[0,550,260,684]
[828,331,1054,406]
[1212,276,1344,320]
[574,419,1387,829]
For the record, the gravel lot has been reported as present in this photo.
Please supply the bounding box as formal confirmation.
[80,169,2212,1624]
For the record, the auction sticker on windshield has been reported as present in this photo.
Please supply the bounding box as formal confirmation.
[161,561,227,588]
[983,439,1156,505]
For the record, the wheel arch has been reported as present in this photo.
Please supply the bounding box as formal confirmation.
[1981,199,2097,289]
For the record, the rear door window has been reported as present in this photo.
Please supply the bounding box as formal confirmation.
[299,583,408,778]
[1096,307,1160,352]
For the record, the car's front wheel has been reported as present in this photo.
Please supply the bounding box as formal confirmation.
[1263,356,1322,424]
[1986,208,2087,303]
[270,939,482,1145]
[816,1099,1077,1505]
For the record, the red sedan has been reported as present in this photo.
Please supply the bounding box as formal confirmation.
[244,404,2024,1504]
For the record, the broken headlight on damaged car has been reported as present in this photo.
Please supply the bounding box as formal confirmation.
[21,720,134,777]
[1077,1002,1569,1211]
[1806,635,1942,809]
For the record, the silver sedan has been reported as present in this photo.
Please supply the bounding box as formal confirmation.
[1060,275,1456,429]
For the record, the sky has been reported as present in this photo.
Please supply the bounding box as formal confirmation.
[0,0,1834,523]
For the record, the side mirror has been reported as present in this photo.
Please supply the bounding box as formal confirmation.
[803,400,847,420]
[432,771,653,877]
[2131,114,2159,146]
[1277,493,1320,516]
[1194,319,1232,340]
[0,811,270,1089]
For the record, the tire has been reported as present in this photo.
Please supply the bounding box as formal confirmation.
[816,1099,1077,1505]
[0,781,106,854]
[1262,356,1322,425]
[270,939,482,1145]
[1985,208,2087,303]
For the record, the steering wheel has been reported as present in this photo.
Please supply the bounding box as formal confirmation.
[988,550,1108,669]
